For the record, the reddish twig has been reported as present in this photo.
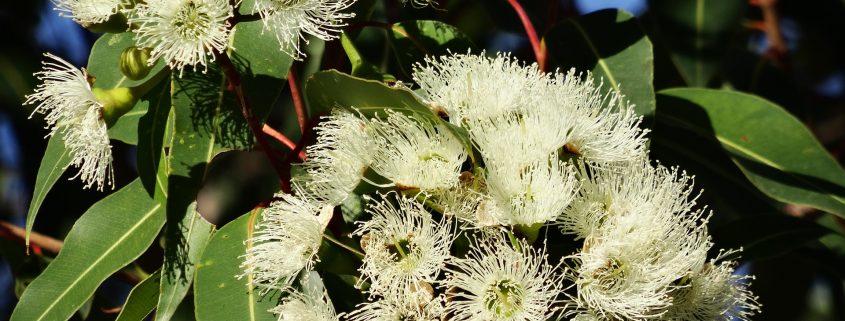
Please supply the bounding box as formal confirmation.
[0,221,62,254]
[287,67,307,134]
[262,124,307,161]
[506,0,546,71]
[215,51,292,193]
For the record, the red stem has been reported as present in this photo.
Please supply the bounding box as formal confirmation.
[287,67,307,134]
[506,0,546,71]
[262,124,307,161]
[216,52,292,193]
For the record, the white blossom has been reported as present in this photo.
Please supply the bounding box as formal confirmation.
[484,155,579,227]
[272,272,339,321]
[569,206,711,320]
[445,236,565,321]
[344,294,444,321]
[561,160,700,240]
[294,110,373,205]
[354,192,454,297]
[250,0,356,58]
[368,111,467,191]
[54,0,123,25]
[548,70,647,164]
[24,53,113,190]
[663,252,761,321]
[241,191,332,292]
[129,0,233,75]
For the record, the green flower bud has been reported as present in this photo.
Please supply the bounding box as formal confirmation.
[92,87,138,127]
[120,47,154,80]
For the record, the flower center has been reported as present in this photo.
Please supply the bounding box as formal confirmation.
[483,278,524,318]
[387,237,413,262]
[172,1,213,38]
[593,258,626,290]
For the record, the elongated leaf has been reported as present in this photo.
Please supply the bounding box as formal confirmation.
[341,33,395,82]
[648,0,745,86]
[545,9,655,116]
[389,20,475,77]
[194,209,277,321]
[25,133,71,247]
[230,20,294,79]
[108,101,149,145]
[137,80,172,196]
[11,180,166,321]
[156,205,214,321]
[657,88,845,218]
[116,271,162,321]
[87,32,166,89]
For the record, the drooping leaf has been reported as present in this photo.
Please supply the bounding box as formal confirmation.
[657,88,845,219]
[11,180,166,321]
[115,270,162,321]
[108,101,149,145]
[25,133,71,247]
[194,208,278,321]
[545,9,655,117]
[87,32,166,89]
[648,0,745,87]
[389,20,476,77]
[136,80,172,196]
[341,33,395,82]
[156,205,214,321]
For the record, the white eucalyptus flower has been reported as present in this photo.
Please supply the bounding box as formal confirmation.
[484,155,579,227]
[344,294,444,321]
[445,236,565,321]
[354,192,454,297]
[663,252,760,321]
[569,208,711,321]
[548,70,648,164]
[272,272,339,321]
[241,191,332,292]
[251,0,356,58]
[24,53,113,190]
[368,111,466,191]
[294,110,373,205]
[54,0,123,25]
[413,52,550,126]
[561,160,700,240]
[129,0,233,75]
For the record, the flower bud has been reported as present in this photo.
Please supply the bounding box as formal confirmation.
[92,87,138,127]
[120,47,154,80]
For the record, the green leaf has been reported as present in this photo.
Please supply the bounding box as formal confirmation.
[108,101,148,145]
[156,205,214,321]
[341,33,395,82]
[711,215,836,260]
[389,20,475,77]
[545,9,655,117]
[25,133,71,247]
[116,270,162,321]
[194,209,278,321]
[230,20,294,79]
[648,0,745,86]
[87,32,166,89]
[657,88,845,219]
[305,70,476,163]
[11,179,166,321]
[137,80,172,196]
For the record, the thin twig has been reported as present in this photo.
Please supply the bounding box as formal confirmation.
[287,67,307,134]
[0,221,63,254]
[262,124,307,161]
[215,51,292,193]
[506,0,546,71]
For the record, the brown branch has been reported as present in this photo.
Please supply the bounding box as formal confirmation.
[215,51,292,193]
[262,124,307,161]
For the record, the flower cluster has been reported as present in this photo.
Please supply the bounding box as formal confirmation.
[243,52,760,321]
